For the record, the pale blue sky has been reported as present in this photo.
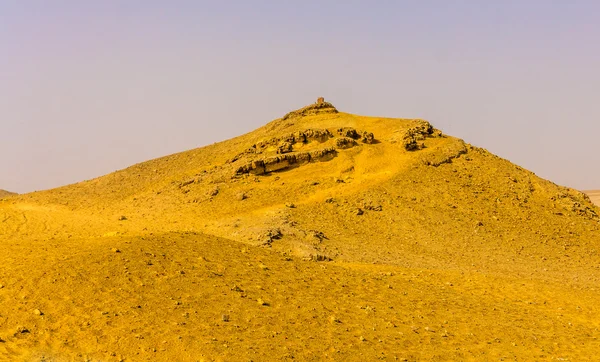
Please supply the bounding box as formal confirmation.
[1,1,599,193]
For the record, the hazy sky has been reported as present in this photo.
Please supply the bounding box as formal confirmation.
[2,1,599,193]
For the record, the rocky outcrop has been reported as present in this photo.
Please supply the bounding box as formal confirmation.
[235,148,337,176]
[232,126,376,176]
[282,99,339,120]
[391,120,441,151]
[230,128,333,163]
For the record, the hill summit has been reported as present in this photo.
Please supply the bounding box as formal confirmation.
[1,99,599,361]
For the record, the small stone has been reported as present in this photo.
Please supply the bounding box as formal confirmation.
[285,203,296,208]
[111,248,121,253]
[355,208,364,216]
[118,215,127,221]
[359,336,366,342]
[257,298,268,306]
[33,309,43,316]
[15,326,29,334]
[0,284,4,289]
[221,314,230,322]
[237,192,247,201]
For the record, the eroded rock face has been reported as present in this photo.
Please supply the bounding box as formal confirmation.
[232,127,377,176]
[230,128,334,163]
[235,148,338,176]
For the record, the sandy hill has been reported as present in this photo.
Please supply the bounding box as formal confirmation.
[0,189,16,198]
[585,190,600,207]
[1,99,599,361]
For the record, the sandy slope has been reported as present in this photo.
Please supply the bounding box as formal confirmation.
[585,190,600,206]
[0,190,16,198]
[1,101,600,361]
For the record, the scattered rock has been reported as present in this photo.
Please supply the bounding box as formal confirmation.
[111,248,121,253]
[230,285,244,292]
[221,314,230,322]
[335,137,357,149]
[361,131,375,144]
[258,229,283,246]
[118,216,127,221]
[364,203,383,211]
[33,309,43,316]
[337,127,361,139]
[355,208,364,216]
[285,202,296,208]
[257,298,268,306]
[311,254,332,262]
[209,187,219,197]
[237,192,247,201]
[15,326,29,334]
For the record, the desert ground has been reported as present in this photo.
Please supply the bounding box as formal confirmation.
[1,101,599,361]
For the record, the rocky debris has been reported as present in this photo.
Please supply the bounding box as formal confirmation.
[179,179,195,188]
[15,326,29,335]
[364,203,383,211]
[311,254,332,262]
[221,314,230,322]
[230,285,244,292]
[285,203,296,208]
[335,137,357,149]
[33,309,43,316]
[308,230,327,243]
[362,131,375,144]
[118,216,127,221]
[258,228,283,246]
[209,187,220,197]
[355,208,364,216]
[282,99,338,120]
[337,127,361,139]
[277,142,293,154]
[396,120,438,151]
[236,192,248,201]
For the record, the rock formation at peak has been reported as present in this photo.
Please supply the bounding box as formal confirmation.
[282,97,339,120]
